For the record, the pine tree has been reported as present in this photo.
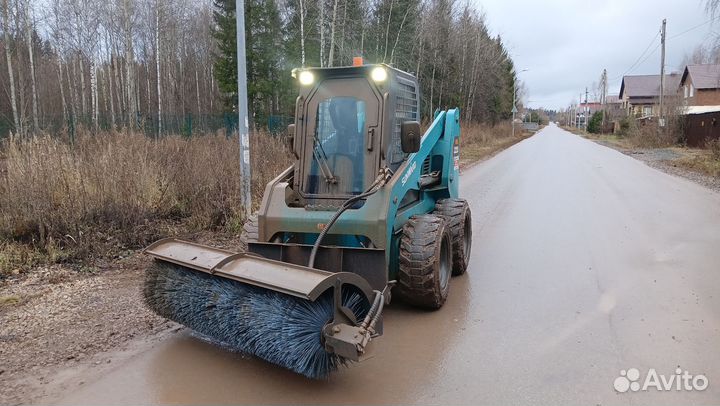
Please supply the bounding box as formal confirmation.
[212,0,239,111]
[212,0,287,127]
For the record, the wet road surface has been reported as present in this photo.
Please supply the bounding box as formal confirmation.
[53,124,720,404]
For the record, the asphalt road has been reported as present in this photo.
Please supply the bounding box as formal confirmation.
[53,124,720,405]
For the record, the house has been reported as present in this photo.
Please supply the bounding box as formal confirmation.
[679,64,720,106]
[605,95,624,118]
[578,101,602,115]
[619,73,681,117]
[677,64,720,147]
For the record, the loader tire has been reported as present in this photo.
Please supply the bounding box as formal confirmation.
[434,198,472,275]
[239,214,259,251]
[397,214,453,309]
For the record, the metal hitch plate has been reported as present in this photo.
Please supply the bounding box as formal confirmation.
[144,238,374,301]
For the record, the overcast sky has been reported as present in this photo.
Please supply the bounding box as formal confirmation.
[474,0,716,110]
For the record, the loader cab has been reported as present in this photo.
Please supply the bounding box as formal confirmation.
[289,64,421,207]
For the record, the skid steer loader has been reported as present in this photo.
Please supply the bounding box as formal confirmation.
[144,62,473,378]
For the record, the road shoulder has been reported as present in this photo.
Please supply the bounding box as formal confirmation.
[569,130,720,193]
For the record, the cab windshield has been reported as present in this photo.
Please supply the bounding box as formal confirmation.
[305,97,367,196]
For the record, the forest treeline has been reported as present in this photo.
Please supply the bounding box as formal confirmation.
[0,0,518,138]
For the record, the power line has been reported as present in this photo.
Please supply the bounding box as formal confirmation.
[635,43,661,71]
[610,29,661,81]
[609,16,720,84]
[667,15,720,41]
[576,17,720,110]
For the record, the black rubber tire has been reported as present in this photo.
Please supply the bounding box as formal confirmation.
[397,214,453,309]
[434,199,472,275]
[239,214,259,251]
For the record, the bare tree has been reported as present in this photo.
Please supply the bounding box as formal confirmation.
[299,0,306,66]
[155,0,161,135]
[0,0,518,137]
[319,0,325,66]
[123,0,136,129]
[22,0,38,133]
[328,0,339,66]
[2,0,19,136]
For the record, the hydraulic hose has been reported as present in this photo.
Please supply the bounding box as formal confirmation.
[307,169,391,269]
[367,294,384,332]
[360,290,383,330]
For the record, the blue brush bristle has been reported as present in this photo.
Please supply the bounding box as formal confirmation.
[144,261,369,379]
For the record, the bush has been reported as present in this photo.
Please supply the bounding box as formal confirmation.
[0,131,291,263]
[618,117,632,136]
[709,138,720,161]
[587,111,604,134]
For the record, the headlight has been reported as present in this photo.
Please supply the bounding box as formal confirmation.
[298,70,314,86]
[371,66,387,82]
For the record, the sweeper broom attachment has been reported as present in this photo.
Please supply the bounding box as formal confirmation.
[144,239,382,379]
[144,262,371,378]
[143,63,472,378]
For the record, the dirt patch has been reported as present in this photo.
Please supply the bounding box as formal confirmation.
[0,232,244,405]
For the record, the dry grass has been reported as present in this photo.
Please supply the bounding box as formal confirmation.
[459,122,530,167]
[0,122,526,277]
[577,121,678,149]
[674,139,720,177]
[579,123,720,180]
[0,294,22,307]
[624,122,677,149]
[0,131,291,276]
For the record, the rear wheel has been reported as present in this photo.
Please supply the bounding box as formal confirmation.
[434,199,472,275]
[397,214,453,309]
[239,214,259,251]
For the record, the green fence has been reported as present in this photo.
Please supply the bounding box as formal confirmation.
[0,113,294,140]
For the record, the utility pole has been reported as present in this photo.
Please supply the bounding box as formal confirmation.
[585,87,589,131]
[512,78,516,137]
[575,102,578,128]
[601,69,607,129]
[236,0,252,219]
[659,18,667,126]
[573,102,577,128]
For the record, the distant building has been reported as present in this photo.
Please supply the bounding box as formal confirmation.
[575,97,623,127]
[678,64,720,147]
[619,73,681,117]
[605,95,624,117]
[679,64,720,106]
[578,102,602,115]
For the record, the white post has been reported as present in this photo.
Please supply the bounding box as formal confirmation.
[236,0,252,219]
[512,79,516,138]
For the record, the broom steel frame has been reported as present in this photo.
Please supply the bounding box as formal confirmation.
[145,238,374,302]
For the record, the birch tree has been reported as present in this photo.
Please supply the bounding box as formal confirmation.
[123,0,137,129]
[2,0,19,136]
[0,0,517,137]
[22,0,38,133]
[155,0,161,135]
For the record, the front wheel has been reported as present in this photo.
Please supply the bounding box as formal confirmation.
[434,199,472,275]
[396,214,453,309]
[239,214,259,251]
